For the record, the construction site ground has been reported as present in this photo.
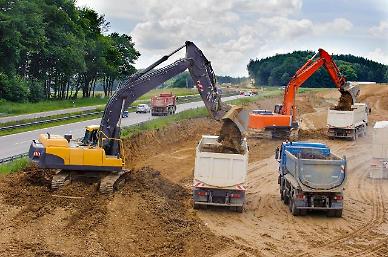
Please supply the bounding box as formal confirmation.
[0,84,387,257]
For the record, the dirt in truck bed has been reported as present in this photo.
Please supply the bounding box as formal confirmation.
[0,85,387,256]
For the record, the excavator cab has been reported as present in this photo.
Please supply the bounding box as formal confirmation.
[274,104,283,114]
[81,125,99,146]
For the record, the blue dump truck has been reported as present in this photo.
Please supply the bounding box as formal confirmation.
[276,142,346,217]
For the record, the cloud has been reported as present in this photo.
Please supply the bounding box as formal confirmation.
[76,0,386,76]
[316,18,353,34]
[369,20,388,37]
[366,48,388,65]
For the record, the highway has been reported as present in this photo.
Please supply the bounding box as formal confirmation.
[0,95,242,159]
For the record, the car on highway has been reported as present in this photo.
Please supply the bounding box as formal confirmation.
[122,110,129,118]
[136,104,151,113]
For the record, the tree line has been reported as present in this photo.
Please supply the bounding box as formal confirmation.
[0,0,140,102]
[161,72,247,88]
[247,51,388,88]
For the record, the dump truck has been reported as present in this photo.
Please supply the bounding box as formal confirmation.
[276,142,346,217]
[151,93,176,116]
[327,103,369,140]
[192,135,249,212]
[370,121,388,179]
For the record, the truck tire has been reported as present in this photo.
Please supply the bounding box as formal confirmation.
[327,210,336,217]
[299,209,307,216]
[290,199,300,216]
[193,203,200,210]
[283,190,289,205]
[335,209,343,217]
[236,206,244,213]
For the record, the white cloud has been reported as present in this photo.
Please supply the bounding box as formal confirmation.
[75,0,387,76]
[316,18,353,34]
[366,48,388,65]
[369,20,388,37]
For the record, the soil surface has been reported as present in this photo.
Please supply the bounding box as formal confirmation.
[0,85,387,256]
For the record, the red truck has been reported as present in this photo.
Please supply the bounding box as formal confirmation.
[151,93,177,116]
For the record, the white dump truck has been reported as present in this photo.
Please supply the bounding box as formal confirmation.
[370,121,388,179]
[327,103,369,140]
[192,135,248,212]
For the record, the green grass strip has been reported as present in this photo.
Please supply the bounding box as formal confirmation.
[0,158,30,174]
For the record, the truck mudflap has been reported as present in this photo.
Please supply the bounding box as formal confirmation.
[192,187,246,211]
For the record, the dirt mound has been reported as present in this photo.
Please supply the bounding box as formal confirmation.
[0,165,228,256]
[123,118,221,168]
[299,128,328,139]
[99,167,230,257]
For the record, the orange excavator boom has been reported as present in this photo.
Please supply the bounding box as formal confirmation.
[248,48,359,139]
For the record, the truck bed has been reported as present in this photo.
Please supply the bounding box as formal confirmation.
[327,103,367,129]
[285,150,346,191]
[194,135,248,189]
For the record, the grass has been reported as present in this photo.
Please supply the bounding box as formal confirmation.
[0,88,198,117]
[0,97,108,117]
[0,158,30,174]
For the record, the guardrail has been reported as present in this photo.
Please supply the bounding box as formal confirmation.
[0,111,103,131]
[0,152,28,164]
[0,92,239,132]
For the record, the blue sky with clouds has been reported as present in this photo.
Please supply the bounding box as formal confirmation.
[76,0,388,76]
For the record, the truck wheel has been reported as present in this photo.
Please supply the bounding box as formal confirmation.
[335,209,343,218]
[193,203,200,210]
[300,209,307,216]
[327,210,336,217]
[283,191,289,205]
[236,206,244,213]
[290,199,300,216]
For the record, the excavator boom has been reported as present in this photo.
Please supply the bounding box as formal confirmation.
[28,41,235,193]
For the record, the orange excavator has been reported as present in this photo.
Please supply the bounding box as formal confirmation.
[248,48,359,139]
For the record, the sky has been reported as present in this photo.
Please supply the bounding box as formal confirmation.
[76,0,388,77]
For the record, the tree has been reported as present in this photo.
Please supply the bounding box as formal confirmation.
[0,1,140,102]
[247,51,387,87]
[280,72,291,86]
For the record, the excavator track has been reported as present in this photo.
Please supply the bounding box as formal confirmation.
[99,170,130,194]
[51,170,70,190]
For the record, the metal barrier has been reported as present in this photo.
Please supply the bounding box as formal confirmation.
[0,111,103,131]
[0,152,28,164]
[0,92,239,132]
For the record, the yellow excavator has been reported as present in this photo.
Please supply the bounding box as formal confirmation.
[29,41,247,193]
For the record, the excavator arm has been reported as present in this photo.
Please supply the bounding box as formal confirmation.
[99,41,229,156]
[280,48,359,122]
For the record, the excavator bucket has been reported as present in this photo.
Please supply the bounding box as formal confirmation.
[336,82,360,111]
[217,106,249,154]
[222,105,249,134]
